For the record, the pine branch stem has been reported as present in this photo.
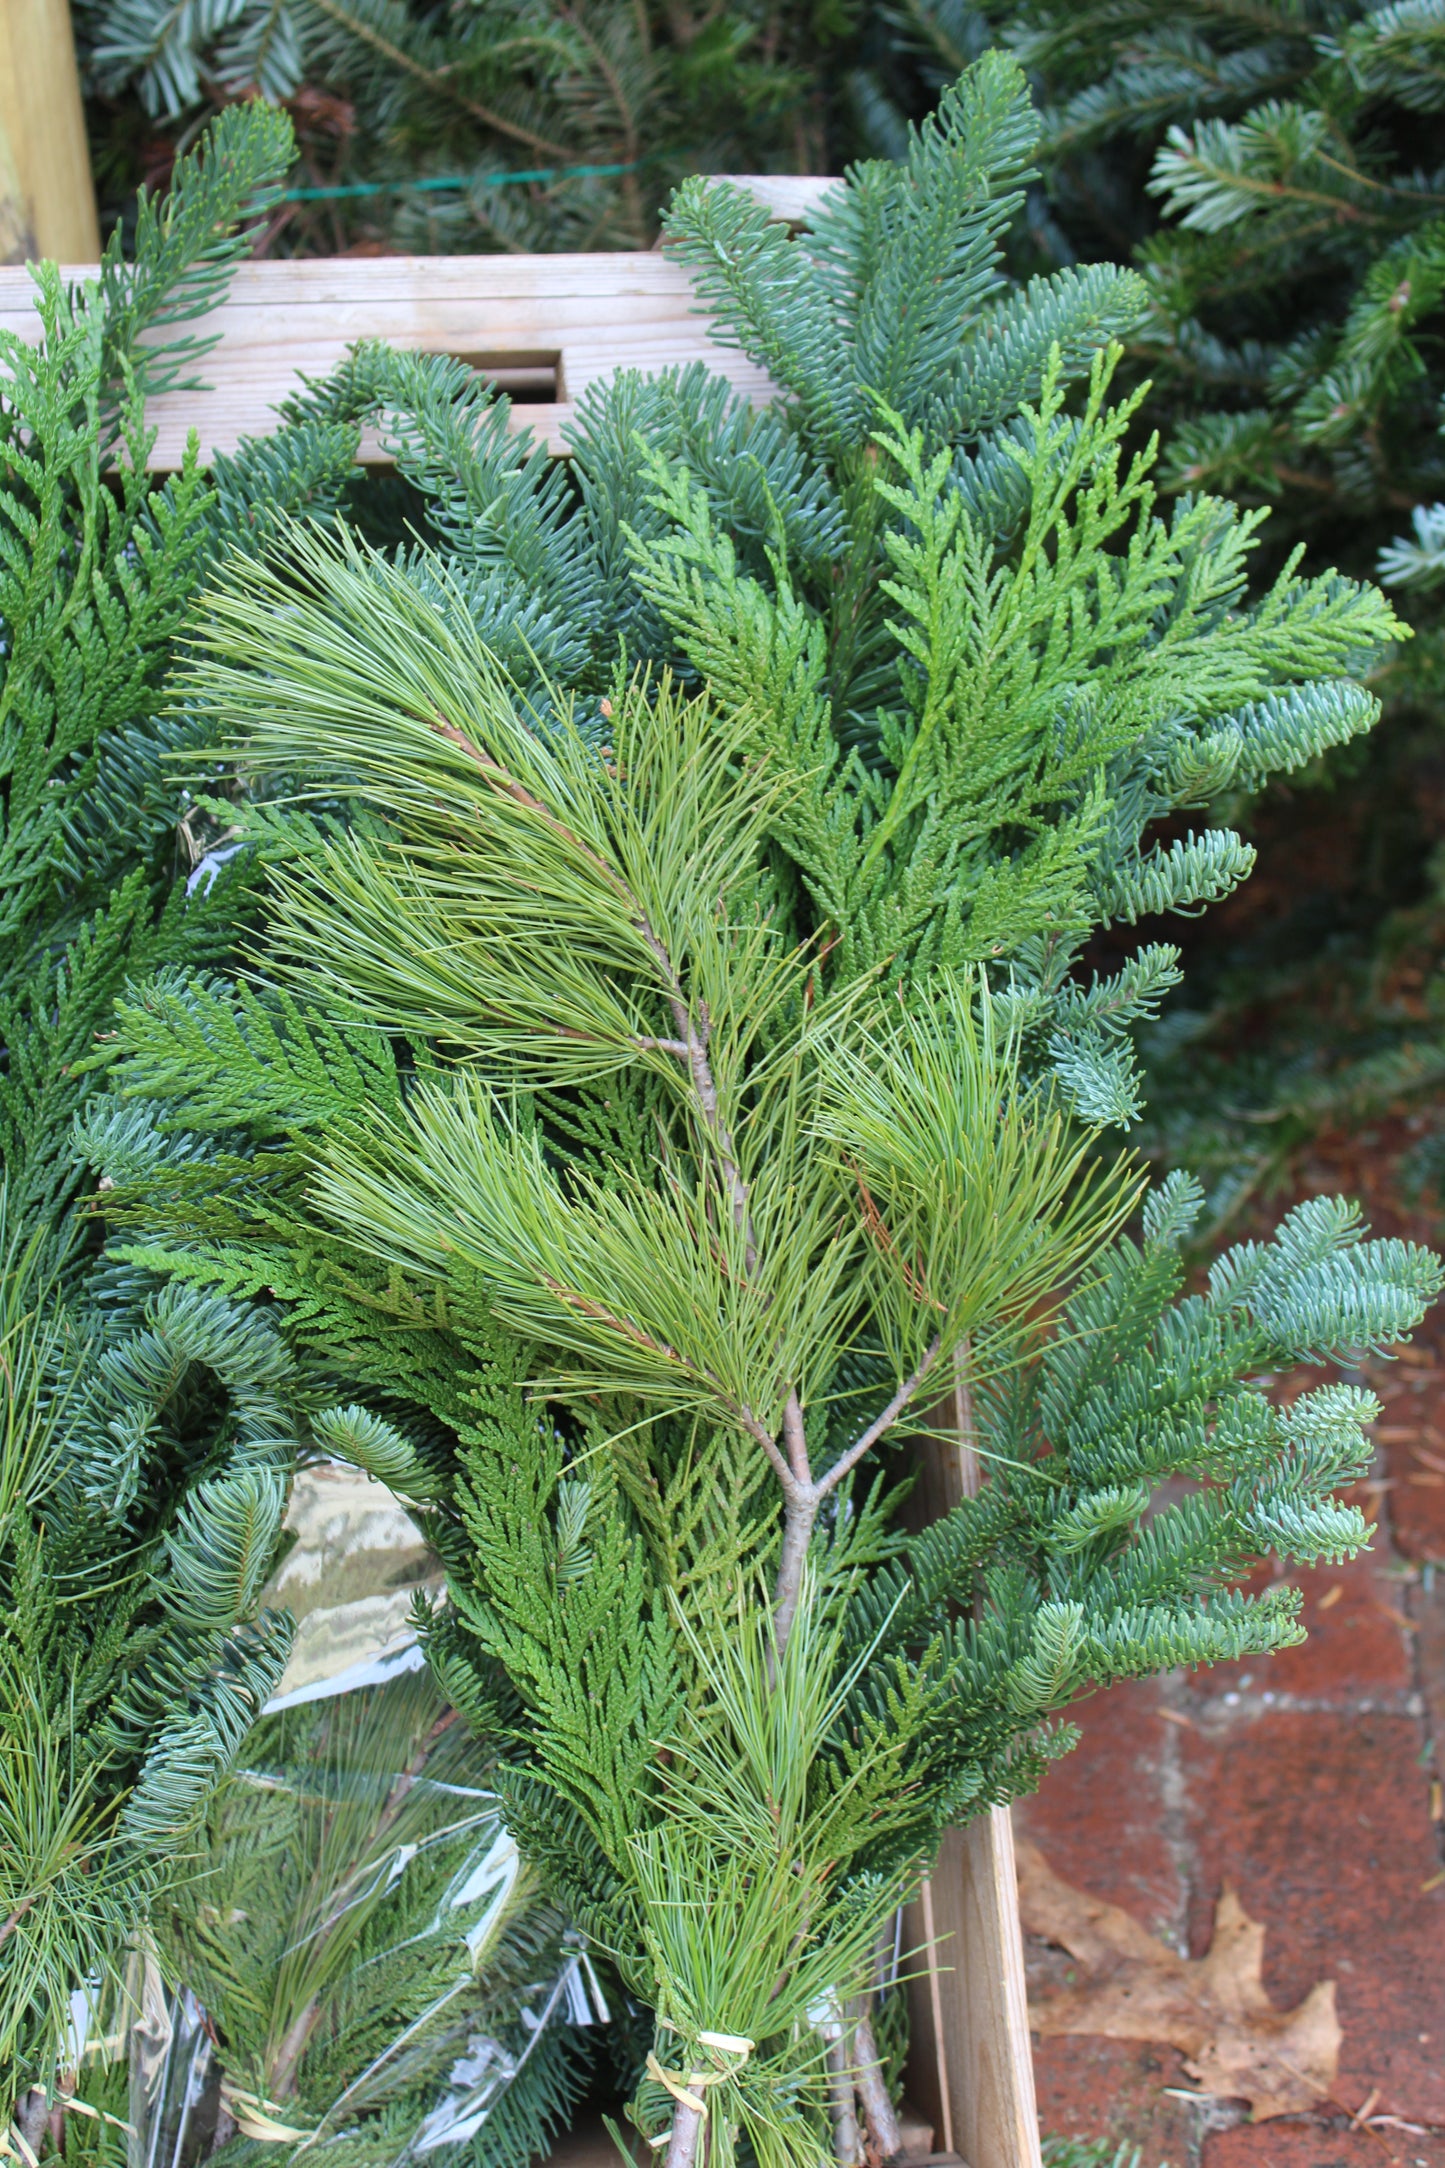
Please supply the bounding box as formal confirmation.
[825,2030,863,2168]
[952,1335,979,1500]
[638,919,755,1269]
[307,0,571,155]
[815,1337,944,1499]
[739,1402,801,1494]
[853,2007,903,2165]
[0,1896,35,1950]
[772,1480,820,1659]
[662,2100,704,2168]
[781,1387,811,1489]
[269,1999,322,2103]
[772,1348,941,1660]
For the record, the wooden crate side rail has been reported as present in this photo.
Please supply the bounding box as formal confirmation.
[0,178,837,465]
[902,1393,1043,2168]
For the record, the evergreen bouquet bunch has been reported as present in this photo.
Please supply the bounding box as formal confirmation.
[0,100,569,2153]
[0,101,371,2136]
[93,55,1441,2168]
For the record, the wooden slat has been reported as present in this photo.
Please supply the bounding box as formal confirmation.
[0,0,100,262]
[905,1816,1041,2168]
[902,1377,1042,2168]
[0,177,839,467]
[0,252,771,464]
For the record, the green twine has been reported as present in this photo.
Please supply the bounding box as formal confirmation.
[281,155,651,203]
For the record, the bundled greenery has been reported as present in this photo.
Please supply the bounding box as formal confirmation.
[89,54,1441,2168]
[0,104,378,2126]
[0,98,363,1236]
[147,1670,587,2168]
[0,1215,291,2125]
[864,2,1445,588]
[77,0,860,258]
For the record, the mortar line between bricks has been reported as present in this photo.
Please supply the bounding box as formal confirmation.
[1412,1572,1445,1890]
[1182,1690,1424,1720]
[1158,1668,1197,1954]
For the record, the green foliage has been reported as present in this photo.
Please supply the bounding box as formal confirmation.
[0,1211,297,2114]
[860,4,1445,585]
[0,105,359,1236]
[77,0,861,257]
[1040,2142,1153,2168]
[845,1168,1432,1841]
[177,57,1410,1140]
[860,1,1445,637]
[636,61,1401,1125]
[842,2,1445,1213]
[0,105,367,2116]
[88,52,1441,2167]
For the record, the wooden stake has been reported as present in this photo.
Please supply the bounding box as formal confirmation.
[905,1817,1040,2168]
[0,0,100,263]
[902,1351,1041,2168]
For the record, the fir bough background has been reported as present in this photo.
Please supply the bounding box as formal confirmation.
[74,0,864,257]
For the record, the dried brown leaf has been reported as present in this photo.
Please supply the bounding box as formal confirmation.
[1017,1838,1340,2121]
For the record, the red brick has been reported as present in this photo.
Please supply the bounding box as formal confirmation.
[1013,1675,1184,1940]
[1418,1580,1445,1789]
[1030,2033,1197,2159]
[1196,1546,1411,1703]
[1383,1419,1445,1563]
[1204,2122,1445,2168]
[1181,1712,1445,2125]
[1364,1317,1445,1561]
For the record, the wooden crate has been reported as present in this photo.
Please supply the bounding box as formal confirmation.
[0,249,778,464]
[0,207,1042,2168]
[0,177,829,465]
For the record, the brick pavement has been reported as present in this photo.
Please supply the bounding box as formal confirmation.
[1015,1304,1445,2168]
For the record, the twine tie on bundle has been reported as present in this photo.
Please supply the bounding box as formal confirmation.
[220,2084,315,2143]
[645,2026,755,2141]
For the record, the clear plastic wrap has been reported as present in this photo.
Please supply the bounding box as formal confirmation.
[91,1680,603,2168]
[56,1467,603,2168]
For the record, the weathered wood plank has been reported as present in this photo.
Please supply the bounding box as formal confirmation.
[0,0,100,262]
[904,1815,1041,2168]
[0,176,838,464]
